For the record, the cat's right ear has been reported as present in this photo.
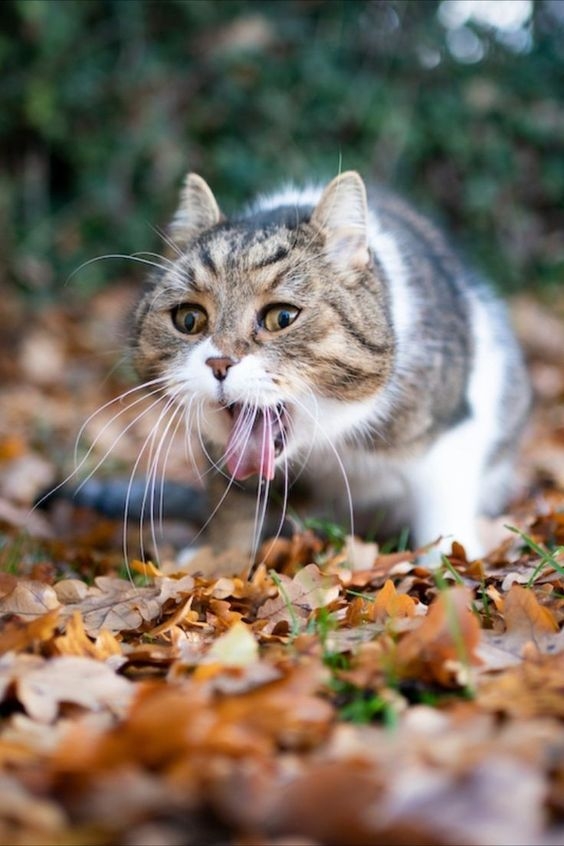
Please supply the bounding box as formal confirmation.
[169,173,222,248]
[311,171,370,273]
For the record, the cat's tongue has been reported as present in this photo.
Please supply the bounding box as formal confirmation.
[225,405,276,481]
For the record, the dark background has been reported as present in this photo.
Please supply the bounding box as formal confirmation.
[2,0,563,302]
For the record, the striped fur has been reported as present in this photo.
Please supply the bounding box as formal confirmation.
[133,172,531,558]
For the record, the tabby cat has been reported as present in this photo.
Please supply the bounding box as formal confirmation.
[132,171,530,560]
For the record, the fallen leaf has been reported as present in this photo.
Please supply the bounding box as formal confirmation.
[0,608,60,655]
[0,580,60,619]
[59,577,165,636]
[257,564,340,634]
[203,621,259,668]
[372,578,417,620]
[12,654,133,722]
[52,611,123,660]
[478,647,564,719]
[504,583,559,636]
[393,587,481,687]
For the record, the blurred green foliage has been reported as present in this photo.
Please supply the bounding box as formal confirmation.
[1,0,563,299]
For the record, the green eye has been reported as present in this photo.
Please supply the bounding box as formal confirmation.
[172,304,208,335]
[262,304,300,332]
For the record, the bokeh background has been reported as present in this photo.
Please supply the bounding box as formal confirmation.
[2,0,564,302]
[2,0,564,539]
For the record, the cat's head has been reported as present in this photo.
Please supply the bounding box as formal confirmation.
[133,171,394,481]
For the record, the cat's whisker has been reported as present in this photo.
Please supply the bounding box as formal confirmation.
[182,395,206,482]
[131,250,175,269]
[74,391,168,497]
[250,403,291,572]
[194,403,231,480]
[290,393,355,540]
[221,402,257,464]
[66,253,172,286]
[280,385,319,485]
[31,380,169,516]
[188,404,260,548]
[73,377,169,469]
[142,392,185,565]
[122,388,184,573]
[151,224,184,259]
[158,400,187,531]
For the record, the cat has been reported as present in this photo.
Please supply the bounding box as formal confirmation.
[130,170,530,561]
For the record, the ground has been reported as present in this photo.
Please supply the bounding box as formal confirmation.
[1,282,564,845]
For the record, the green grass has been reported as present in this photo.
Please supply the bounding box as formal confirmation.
[505,525,564,588]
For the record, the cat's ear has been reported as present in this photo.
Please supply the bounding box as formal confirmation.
[311,171,370,271]
[170,173,222,247]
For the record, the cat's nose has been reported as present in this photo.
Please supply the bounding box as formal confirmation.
[205,356,236,381]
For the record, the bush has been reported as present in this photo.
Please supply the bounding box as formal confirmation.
[2,0,563,299]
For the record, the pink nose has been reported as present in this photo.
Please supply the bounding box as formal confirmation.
[205,356,236,381]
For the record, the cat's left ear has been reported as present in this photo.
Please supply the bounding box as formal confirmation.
[170,173,223,247]
[311,171,370,272]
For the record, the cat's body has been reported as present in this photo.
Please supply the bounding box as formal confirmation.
[132,172,530,559]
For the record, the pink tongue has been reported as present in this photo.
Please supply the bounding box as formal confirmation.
[225,406,276,481]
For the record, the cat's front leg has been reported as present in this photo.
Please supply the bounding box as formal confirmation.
[407,422,485,562]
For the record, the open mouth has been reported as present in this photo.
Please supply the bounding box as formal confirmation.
[224,402,288,482]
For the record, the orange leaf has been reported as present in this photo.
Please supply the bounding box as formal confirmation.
[373,579,416,620]
[0,608,60,655]
[394,587,481,687]
[53,611,122,660]
[130,559,164,579]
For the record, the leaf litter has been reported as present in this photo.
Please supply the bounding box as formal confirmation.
[1,286,564,843]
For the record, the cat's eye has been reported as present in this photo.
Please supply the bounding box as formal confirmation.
[262,304,300,333]
[172,304,208,336]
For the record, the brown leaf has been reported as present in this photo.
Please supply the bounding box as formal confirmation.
[257,564,340,634]
[504,583,559,636]
[52,611,123,660]
[0,608,60,655]
[394,587,481,687]
[0,774,66,836]
[0,580,60,619]
[8,654,133,723]
[258,531,324,575]
[59,577,165,637]
[478,647,564,719]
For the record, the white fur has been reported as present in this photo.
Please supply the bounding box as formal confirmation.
[405,292,508,557]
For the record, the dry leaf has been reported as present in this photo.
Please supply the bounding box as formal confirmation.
[394,587,481,686]
[478,648,564,719]
[504,583,559,636]
[14,655,133,722]
[0,580,60,618]
[59,577,165,636]
[52,611,123,660]
[204,621,259,668]
[257,564,340,634]
[372,579,417,620]
[0,608,60,655]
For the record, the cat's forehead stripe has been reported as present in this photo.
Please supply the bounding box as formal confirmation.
[252,246,290,269]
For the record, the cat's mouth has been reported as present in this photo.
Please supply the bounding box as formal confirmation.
[224,402,288,482]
